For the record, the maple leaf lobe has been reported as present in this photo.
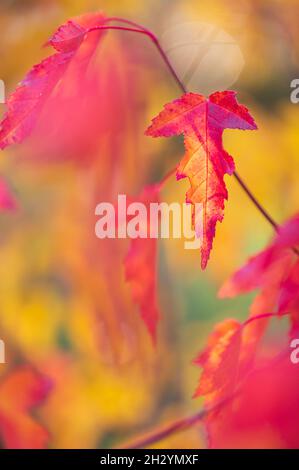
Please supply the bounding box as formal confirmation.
[47,20,86,52]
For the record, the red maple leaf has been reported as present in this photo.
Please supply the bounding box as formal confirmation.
[124,185,161,341]
[0,367,51,448]
[193,319,242,403]
[206,351,299,448]
[219,214,299,334]
[193,311,291,411]
[0,12,107,151]
[146,91,257,269]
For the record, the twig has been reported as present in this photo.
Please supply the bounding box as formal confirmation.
[159,167,177,188]
[233,171,279,231]
[117,312,288,448]
[119,392,235,449]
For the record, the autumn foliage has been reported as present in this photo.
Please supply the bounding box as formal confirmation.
[0,6,298,449]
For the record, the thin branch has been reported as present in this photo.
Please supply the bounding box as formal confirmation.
[233,171,279,231]
[232,173,299,254]
[119,392,235,449]
[88,25,155,40]
[151,38,187,93]
[107,17,149,30]
[107,18,187,93]
[159,167,177,188]
[118,312,289,449]
[88,24,186,93]
[243,311,288,327]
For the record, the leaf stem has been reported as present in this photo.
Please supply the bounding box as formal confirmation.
[233,171,279,231]
[107,18,188,93]
[159,167,177,188]
[88,22,187,93]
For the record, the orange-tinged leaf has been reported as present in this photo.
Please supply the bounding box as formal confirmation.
[193,319,242,402]
[146,91,257,268]
[193,312,288,405]
[0,367,51,449]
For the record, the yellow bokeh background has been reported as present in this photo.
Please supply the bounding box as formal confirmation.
[0,0,298,448]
